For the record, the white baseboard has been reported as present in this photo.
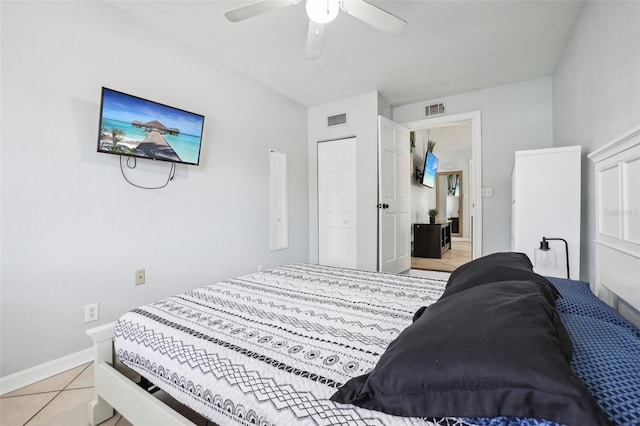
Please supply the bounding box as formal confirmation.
[0,347,93,395]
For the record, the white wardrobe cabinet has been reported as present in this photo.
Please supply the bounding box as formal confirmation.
[511,146,581,279]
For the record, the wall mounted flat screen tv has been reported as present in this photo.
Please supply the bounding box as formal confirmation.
[97,87,205,166]
[421,150,439,188]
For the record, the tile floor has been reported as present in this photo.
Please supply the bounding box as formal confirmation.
[0,362,129,426]
[0,362,218,426]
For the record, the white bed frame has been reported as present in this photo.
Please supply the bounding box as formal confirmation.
[588,125,640,319]
[86,323,195,426]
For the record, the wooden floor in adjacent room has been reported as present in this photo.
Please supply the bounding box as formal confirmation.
[411,239,472,273]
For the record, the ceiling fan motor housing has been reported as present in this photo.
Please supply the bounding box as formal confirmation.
[306,0,340,23]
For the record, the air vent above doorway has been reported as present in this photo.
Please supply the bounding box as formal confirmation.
[327,112,348,127]
[424,102,446,117]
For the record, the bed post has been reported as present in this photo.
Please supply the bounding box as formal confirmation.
[86,322,116,426]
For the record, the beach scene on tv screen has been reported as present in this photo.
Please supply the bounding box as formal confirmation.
[98,89,204,165]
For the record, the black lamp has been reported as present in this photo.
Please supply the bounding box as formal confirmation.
[534,237,570,279]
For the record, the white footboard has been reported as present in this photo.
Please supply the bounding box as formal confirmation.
[86,322,116,425]
[86,322,194,426]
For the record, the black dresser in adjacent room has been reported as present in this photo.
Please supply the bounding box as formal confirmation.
[413,222,452,259]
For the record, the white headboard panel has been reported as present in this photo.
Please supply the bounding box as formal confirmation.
[588,125,640,313]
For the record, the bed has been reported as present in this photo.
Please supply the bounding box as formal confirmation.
[88,127,640,426]
[88,261,640,426]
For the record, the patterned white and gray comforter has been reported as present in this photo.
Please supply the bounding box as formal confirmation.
[114,263,454,426]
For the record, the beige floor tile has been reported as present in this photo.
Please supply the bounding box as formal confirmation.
[2,364,90,398]
[25,387,94,426]
[97,413,126,426]
[115,414,133,426]
[67,363,94,390]
[0,392,58,425]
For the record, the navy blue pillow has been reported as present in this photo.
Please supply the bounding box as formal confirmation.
[331,280,610,426]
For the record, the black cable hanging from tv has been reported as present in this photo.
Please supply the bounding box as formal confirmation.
[119,156,176,190]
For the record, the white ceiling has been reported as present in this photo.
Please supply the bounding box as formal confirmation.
[108,0,584,108]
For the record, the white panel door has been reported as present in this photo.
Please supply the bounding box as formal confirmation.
[378,116,411,273]
[269,150,288,251]
[318,138,357,268]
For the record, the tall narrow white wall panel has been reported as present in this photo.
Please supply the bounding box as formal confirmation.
[269,150,289,251]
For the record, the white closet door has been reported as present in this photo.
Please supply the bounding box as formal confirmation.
[269,150,288,251]
[318,138,357,269]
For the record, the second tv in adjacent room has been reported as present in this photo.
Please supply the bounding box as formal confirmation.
[421,150,439,188]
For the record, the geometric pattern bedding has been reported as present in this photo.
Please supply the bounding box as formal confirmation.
[113,264,639,426]
[549,278,640,426]
[114,264,450,426]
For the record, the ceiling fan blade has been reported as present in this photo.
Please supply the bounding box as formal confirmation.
[305,20,325,60]
[225,0,300,23]
[340,0,406,34]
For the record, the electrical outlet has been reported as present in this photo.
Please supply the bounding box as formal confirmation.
[85,303,99,323]
[482,187,493,197]
[135,269,145,285]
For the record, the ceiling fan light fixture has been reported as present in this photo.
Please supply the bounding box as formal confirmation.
[306,0,340,24]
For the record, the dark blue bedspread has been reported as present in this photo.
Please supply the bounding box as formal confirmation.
[461,278,640,426]
[549,277,640,426]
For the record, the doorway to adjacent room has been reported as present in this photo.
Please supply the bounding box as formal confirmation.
[403,111,481,272]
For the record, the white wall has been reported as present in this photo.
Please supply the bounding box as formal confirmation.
[552,1,640,319]
[0,1,309,376]
[410,130,431,225]
[308,91,380,271]
[393,77,553,255]
[377,93,392,120]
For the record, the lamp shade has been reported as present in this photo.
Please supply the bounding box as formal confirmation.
[306,0,340,23]
[534,246,557,269]
[534,237,570,279]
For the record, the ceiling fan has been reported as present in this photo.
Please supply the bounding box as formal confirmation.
[225,0,407,60]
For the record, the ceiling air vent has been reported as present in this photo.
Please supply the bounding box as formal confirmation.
[327,112,347,127]
[425,102,446,117]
